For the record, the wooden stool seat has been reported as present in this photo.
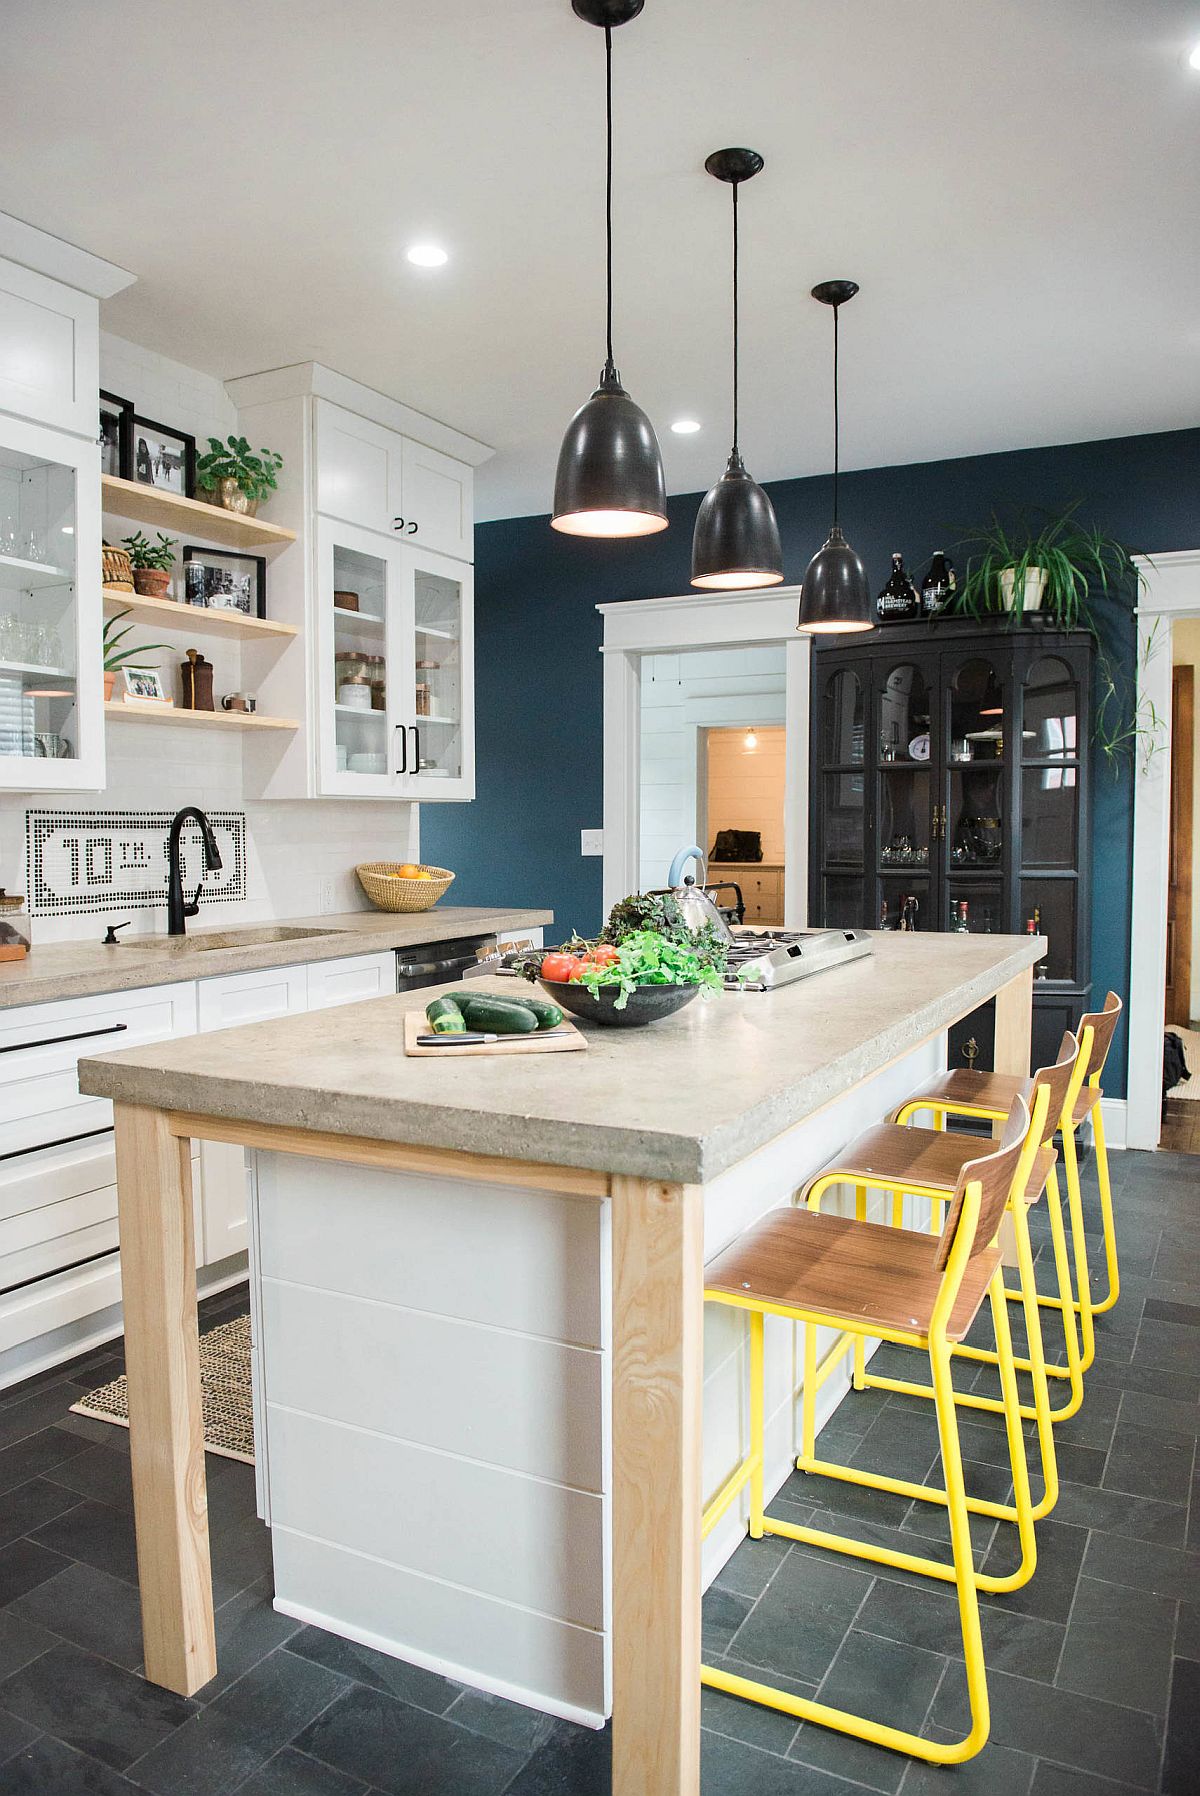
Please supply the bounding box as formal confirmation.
[705,1207,1002,1343]
[901,1067,1033,1116]
[1072,1084,1102,1124]
[800,1121,1055,1206]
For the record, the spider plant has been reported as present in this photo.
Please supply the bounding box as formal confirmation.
[103,609,170,674]
[953,504,1140,627]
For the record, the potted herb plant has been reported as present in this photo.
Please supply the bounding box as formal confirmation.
[121,531,177,599]
[102,609,170,701]
[954,506,1139,626]
[195,434,283,517]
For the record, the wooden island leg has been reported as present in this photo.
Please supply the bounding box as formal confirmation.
[993,966,1034,1077]
[610,1176,704,1796]
[113,1103,216,1696]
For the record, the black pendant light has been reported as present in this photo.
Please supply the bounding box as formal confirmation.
[797,281,873,633]
[691,148,783,590]
[552,0,668,538]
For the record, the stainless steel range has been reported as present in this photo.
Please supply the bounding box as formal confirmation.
[724,927,874,991]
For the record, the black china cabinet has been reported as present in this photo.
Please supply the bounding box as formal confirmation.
[809,618,1094,1072]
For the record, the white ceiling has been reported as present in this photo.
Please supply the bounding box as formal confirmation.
[4,0,1199,520]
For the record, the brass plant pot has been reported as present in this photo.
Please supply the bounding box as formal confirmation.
[208,477,258,517]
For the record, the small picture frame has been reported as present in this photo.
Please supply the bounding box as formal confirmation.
[131,417,196,498]
[99,391,134,480]
[181,545,266,619]
[121,666,171,705]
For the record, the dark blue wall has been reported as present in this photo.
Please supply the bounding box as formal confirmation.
[423,427,1200,1092]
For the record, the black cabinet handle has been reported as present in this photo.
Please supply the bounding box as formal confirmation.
[409,724,420,771]
[392,516,405,532]
[0,1022,128,1056]
[407,520,418,535]
[395,723,407,775]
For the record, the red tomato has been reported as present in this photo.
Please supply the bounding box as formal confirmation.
[587,943,621,966]
[541,952,581,983]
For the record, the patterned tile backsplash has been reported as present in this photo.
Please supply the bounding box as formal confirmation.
[26,809,247,917]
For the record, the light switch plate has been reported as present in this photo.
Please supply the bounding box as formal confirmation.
[319,877,337,914]
[580,828,604,857]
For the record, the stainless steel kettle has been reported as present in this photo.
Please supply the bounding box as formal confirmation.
[664,846,734,944]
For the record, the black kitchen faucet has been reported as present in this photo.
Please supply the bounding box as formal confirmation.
[166,806,223,935]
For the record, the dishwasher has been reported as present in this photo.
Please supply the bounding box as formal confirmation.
[394,934,500,993]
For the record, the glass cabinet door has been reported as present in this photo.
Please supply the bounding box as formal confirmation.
[316,517,401,795]
[946,657,1006,875]
[400,547,474,801]
[0,419,101,790]
[817,667,865,924]
[1020,654,1081,982]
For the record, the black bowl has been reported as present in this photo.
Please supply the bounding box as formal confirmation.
[538,977,701,1029]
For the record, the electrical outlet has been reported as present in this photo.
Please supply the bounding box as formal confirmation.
[580,828,604,857]
[318,877,337,914]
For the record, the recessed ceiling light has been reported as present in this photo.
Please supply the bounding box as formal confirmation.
[1189,41,1200,68]
[671,418,702,434]
[406,243,448,268]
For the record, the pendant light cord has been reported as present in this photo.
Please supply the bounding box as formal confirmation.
[731,180,740,457]
[831,301,840,526]
[604,25,614,370]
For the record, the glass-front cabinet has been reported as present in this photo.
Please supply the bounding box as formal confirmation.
[315,519,473,800]
[810,620,1093,1070]
[0,415,102,791]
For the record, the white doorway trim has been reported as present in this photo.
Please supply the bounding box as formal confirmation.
[598,588,811,921]
[1126,549,1200,1150]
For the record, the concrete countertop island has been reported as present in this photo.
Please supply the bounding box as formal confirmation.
[79,932,1042,1796]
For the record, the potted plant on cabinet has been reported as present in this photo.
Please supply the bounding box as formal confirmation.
[121,531,177,598]
[194,435,283,517]
[954,506,1139,626]
[102,609,170,701]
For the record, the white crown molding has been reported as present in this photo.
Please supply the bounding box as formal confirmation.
[0,211,134,299]
[223,362,493,467]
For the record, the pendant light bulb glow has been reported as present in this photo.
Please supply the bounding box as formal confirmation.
[797,280,874,634]
[552,1,667,539]
[743,728,758,751]
[691,148,783,591]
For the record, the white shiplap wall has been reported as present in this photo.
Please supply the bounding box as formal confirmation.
[638,645,787,888]
[0,334,419,939]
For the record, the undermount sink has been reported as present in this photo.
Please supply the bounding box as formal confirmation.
[125,926,346,954]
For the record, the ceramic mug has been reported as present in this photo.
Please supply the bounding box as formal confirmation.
[221,693,257,714]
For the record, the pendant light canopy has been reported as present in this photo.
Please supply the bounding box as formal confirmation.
[552,0,668,538]
[691,148,783,590]
[797,280,874,634]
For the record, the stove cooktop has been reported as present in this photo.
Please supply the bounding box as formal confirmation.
[724,927,874,991]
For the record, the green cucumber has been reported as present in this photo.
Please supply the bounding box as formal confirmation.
[510,996,564,1031]
[425,996,466,1034]
[454,993,538,1035]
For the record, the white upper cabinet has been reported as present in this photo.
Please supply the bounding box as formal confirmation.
[313,399,473,563]
[0,260,99,441]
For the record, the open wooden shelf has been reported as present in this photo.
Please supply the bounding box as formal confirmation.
[105,701,298,732]
[102,587,296,642]
[101,476,297,550]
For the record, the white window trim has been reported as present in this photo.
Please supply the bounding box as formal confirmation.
[1126,549,1200,1149]
[598,588,811,921]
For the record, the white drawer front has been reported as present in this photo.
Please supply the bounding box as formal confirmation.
[196,964,307,1033]
[304,952,394,1011]
[0,982,196,1157]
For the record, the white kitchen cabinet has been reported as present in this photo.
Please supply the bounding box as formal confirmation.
[314,398,473,562]
[315,518,475,801]
[0,413,103,792]
[0,256,100,440]
[306,950,395,1009]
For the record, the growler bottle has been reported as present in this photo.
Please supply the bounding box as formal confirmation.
[877,552,921,622]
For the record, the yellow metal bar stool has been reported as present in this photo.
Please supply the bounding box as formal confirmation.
[896,991,1124,1349]
[700,1098,1037,1765]
[797,1070,1064,1534]
[866,1031,1091,1439]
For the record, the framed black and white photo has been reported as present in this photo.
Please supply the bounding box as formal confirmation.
[121,666,170,704]
[182,545,266,619]
[99,391,133,479]
[131,416,196,498]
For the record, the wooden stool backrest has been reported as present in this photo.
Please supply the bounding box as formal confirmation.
[936,1089,1041,1271]
[1077,992,1122,1087]
[1031,1030,1080,1146]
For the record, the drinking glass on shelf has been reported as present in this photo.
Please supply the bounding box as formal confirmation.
[0,615,17,663]
[0,526,16,559]
[22,530,43,564]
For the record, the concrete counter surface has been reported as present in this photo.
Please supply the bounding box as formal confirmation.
[0,906,552,1009]
[80,932,1042,1185]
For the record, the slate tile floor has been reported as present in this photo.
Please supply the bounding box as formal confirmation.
[0,1147,1192,1794]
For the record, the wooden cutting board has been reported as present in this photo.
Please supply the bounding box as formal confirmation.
[403,1009,587,1057]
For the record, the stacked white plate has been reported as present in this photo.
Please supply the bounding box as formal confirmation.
[348,752,386,774]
